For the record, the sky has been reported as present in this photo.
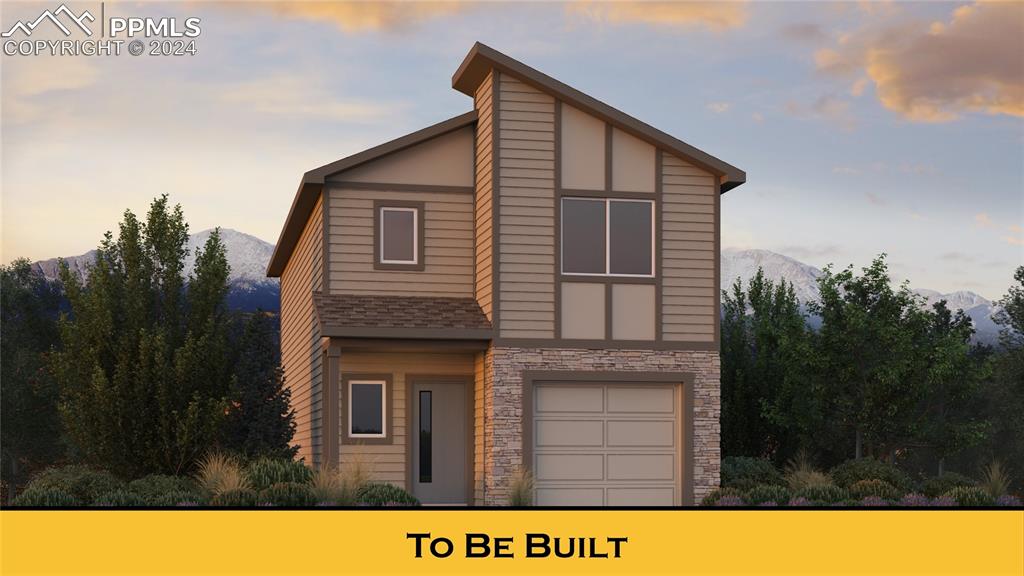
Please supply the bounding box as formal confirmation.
[1,1,1022,299]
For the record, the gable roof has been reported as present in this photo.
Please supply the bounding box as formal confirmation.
[266,111,477,277]
[453,42,745,192]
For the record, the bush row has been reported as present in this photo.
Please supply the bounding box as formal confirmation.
[702,484,1022,507]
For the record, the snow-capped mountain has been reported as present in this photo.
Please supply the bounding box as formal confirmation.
[720,248,1002,344]
[31,229,279,312]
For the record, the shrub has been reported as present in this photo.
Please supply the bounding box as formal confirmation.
[943,486,995,507]
[10,487,81,507]
[245,457,313,492]
[921,473,976,498]
[211,488,258,507]
[128,475,199,503]
[721,457,784,489]
[744,484,790,506]
[508,468,534,507]
[931,496,957,507]
[898,493,932,507]
[996,495,1022,507]
[829,458,913,493]
[310,466,343,504]
[715,495,746,507]
[25,466,123,504]
[786,496,813,507]
[848,479,900,501]
[196,453,249,497]
[258,482,317,507]
[858,496,889,507]
[795,484,849,504]
[357,482,420,506]
[783,451,833,491]
[148,489,204,507]
[93,490,147,507]
[700,487,745,506]
[979,461,1011,499]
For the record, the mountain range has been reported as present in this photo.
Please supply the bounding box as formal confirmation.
[29,232,1003,343]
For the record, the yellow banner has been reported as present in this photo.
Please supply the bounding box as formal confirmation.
[2,510,1022,575]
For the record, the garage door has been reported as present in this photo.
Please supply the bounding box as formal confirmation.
[530,382,682,506]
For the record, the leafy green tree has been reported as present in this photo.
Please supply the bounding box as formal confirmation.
[52,196,230,477]
[720,269,813,463]
[1,259,64,491]
[222,313,297,460]
[810,255,932,462]
[985,266,1024,488]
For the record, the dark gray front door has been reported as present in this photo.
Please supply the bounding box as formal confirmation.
[411,380,467,504]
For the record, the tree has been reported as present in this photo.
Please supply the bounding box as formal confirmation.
[720,269,813,464]
[52,196,231,477]
[1,259,64,492]
[811,255,931,462]
[222,313,297,459]
[984,266,1024,488]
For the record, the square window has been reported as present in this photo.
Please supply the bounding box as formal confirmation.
[561,197,654,277]
[379,207,418,265]
[349,381,386,438]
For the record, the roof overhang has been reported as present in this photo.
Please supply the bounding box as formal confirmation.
[453,42,746,193]
[266,111,477,277]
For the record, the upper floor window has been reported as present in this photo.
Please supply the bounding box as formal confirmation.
[375,201,424,270]
[561,197,654,277]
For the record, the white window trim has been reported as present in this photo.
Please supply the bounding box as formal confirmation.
[348,380,387,439]
[561,197,656,278]
[379,206,419,265]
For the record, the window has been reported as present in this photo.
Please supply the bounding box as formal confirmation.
[379,207,418,264]
[348,380,386,438]
[561,197,654,277]
[418,391,432,483]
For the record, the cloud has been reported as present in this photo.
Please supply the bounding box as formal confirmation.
[910,212,928,221]
[788,94,856,130]
[812,2,1024,122]
[751,112,764,123]
[781,22,827,43]
[975,212,994,228]
[1003,236,1024,246]
[864,191,886,206]
[778,244,844,260]
[251,1,467,31]
[940,251,975,263]
[567,1,748,31]
[706,102,731,113]
[832,166,860,175]
[2,56,98,123]
[217,75,405,122]
[1009,224,1023,234]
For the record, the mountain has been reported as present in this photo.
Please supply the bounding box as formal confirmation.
[720,248,1002,344]
[31,229,279,313]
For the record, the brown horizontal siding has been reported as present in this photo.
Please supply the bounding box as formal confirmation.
[279,195,324,464]
[328,189,474,297]
[661,154,716,342]
[497,75,556,338]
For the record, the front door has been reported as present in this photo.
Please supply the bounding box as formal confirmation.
[411,380,468,504]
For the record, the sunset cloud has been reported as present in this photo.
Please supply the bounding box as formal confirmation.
[218,75,405,122]
[252,1,467,31]
[1003,236,1024,246]
[813,1,1024,122]
[2,57,98,123]
[975,213,994,228]
[567,1,748,31]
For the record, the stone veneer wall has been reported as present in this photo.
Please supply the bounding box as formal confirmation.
[478,346,721,506]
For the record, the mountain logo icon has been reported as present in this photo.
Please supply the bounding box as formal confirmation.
[1,4,95,37]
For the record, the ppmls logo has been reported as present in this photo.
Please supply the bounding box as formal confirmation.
[1,4,94,37]
[2,3,200,57]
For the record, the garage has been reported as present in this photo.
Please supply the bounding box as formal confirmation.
[527,381,686,506]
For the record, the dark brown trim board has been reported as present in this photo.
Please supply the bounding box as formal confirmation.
[340,373,395,446]
[321,188,330,296]
[267,111,477,277]
[520,370,696,506]
[714,177,722,347]
[655,150,664,341]
[493,337,719,351]
[327,182,475,194]
[331,338,491,353]
[406,375,476,505]
[372,199,426,272]
[452,42,744,192]
[323,342,341,468]
[553,100,563,340]
[321,326,493,340]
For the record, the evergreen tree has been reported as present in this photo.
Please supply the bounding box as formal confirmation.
[222,313,297,459]
[1,259,64,491]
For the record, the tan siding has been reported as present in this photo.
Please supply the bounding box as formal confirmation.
[329,126,475,187]
[497,74,556,338]
[339,352,476,489]
[475,72,495,320]
[661,154,717,342]
[328,189,474,296]
[279,195,324,464]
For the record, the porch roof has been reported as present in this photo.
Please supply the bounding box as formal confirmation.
[312,293,493,340]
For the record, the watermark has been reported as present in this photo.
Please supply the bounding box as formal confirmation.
[2,3,201,57]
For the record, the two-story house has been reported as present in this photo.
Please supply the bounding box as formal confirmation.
[267,43,745,506]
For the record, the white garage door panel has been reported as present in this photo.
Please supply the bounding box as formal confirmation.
[536,420,604,446]
[607,420,675,446]
[533,382,681,506]
[607,386,674,413]
[536,454,604,481]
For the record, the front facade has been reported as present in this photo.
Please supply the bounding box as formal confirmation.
[267,43,745,506]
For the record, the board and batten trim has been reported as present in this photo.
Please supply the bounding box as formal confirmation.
[520,370,696,506]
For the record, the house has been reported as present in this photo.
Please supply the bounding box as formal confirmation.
[266,43,745,506]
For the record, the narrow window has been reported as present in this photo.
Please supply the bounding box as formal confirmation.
[349,381,385,438]
[561,197,654,277]
[418,391,432,483]
[379,207,418,264]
